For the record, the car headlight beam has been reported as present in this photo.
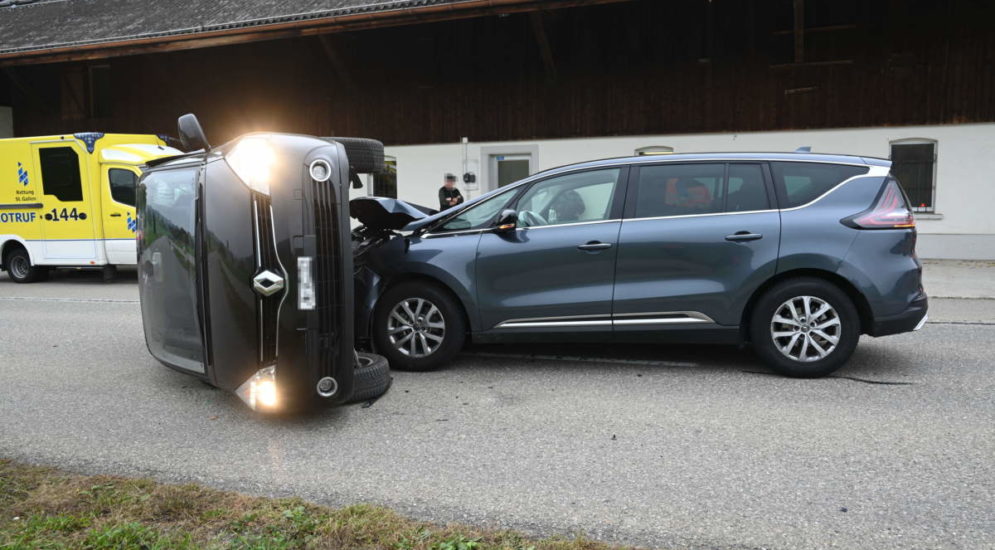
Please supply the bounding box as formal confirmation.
[226,137,276,195]
[234,366,278,411]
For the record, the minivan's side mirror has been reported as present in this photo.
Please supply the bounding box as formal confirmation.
[177,113,210,152]
[496,209,518,232]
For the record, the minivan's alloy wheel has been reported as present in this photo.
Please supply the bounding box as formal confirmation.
[373,281,467,371]
[770,296,841,362]
[749,277,859,378]
[387,298,446,358]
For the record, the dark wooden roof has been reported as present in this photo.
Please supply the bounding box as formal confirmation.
[0,0,616,65]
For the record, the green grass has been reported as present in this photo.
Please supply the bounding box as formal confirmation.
[0,459,636,550]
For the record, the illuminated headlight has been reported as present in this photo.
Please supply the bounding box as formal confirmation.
[235,366,278,411]
[298,256,315,310]
[225,137,276,195]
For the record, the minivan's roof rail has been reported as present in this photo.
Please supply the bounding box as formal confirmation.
[795,146,812,153]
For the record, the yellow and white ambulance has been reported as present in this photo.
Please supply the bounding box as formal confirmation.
[0,133,181,282]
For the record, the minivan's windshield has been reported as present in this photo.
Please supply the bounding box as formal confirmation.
[137,166,205,373]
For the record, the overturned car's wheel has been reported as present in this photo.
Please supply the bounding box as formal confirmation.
[348,352,391,404]
[749,277,860,378]
[322,137,385,174]
[373,282,466,371]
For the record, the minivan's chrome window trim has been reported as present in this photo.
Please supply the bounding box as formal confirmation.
[516,218,620,231]
[424,162,888,234]
[495,311,715,329]
[779,165,888,211]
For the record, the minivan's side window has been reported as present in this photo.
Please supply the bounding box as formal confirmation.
[633,163,726,218]
[109,168,138,206]
[39,147,83,201]
[770,162,869,208]
[515,168,621,227]
[726,164,769,212]
[439,189,517,232]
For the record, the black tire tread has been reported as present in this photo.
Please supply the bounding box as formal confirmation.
[749,277,860,378]
[322,137,385,174]
[348,352,391,403]
[3,247,41,284]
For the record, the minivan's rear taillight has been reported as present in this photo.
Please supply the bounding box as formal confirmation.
[841,179,916,230]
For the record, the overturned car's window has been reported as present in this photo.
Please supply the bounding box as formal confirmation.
[439,189,517,232]
[138,166,205,373]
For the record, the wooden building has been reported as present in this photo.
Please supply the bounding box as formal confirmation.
[2,0,994,258]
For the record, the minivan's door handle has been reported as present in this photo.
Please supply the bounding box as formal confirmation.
[109,213,122,217]
[577,241,613,251]
[725,231,763,242]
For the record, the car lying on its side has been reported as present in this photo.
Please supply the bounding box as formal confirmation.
[351,152,927,378]
[137,115,391,412]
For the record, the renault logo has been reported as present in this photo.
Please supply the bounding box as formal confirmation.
[253,270,285,297]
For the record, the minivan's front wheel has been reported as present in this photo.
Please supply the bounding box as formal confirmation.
[750,278,860,378]
[373,282,466,371]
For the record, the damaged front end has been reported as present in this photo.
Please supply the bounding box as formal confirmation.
[350,196,437,346]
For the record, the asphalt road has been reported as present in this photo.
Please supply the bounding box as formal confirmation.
[1,269,993,550]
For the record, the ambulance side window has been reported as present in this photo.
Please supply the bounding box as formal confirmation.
[109,169,137,207]
[39,147,83,202]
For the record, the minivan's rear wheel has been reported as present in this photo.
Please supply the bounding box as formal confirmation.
[4,247,45,283]
[373,282,466,371]
[749,278,860,378]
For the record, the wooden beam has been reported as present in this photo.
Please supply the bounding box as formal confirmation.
[317,35,357,91]
[529,12,557,83]
[0,0,633,67]
[793,0,805,64]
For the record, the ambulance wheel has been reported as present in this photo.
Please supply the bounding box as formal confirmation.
[348,352,391,404]
[4,247,43,283]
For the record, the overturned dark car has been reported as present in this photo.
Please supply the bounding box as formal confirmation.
[137,115,390,412]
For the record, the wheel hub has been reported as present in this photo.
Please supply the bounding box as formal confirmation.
[387,298,446,358]
[770,295,841,363]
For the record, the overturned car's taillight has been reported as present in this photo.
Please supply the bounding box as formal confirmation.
[841,179,916,230]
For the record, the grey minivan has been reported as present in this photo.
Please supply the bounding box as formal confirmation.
[351,152,927,378]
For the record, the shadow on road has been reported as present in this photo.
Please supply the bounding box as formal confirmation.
[458,339,920,383]
[44,268,138,285]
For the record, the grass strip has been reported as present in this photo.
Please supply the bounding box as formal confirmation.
[0,459,636,550]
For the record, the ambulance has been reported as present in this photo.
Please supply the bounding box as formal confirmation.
[0,133,181,282]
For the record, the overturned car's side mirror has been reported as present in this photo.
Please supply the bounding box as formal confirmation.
[177,113,210,152]
[496,209,518,232]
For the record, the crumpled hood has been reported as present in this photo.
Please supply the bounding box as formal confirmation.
[349,196,437,231]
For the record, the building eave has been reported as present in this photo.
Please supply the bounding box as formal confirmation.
[0,0,631,67]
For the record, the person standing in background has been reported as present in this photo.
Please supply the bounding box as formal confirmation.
[438,173,464,211]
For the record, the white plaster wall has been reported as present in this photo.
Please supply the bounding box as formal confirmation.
[384,123,995,259]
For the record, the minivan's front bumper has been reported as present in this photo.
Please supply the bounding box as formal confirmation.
[868,294,928,337]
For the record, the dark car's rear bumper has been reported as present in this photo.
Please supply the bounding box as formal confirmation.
[868,294,928,337]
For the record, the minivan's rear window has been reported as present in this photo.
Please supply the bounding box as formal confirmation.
[770,162,869,208]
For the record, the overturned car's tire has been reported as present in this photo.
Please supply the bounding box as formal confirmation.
[322,137,385,174]
[348,352,391,403]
